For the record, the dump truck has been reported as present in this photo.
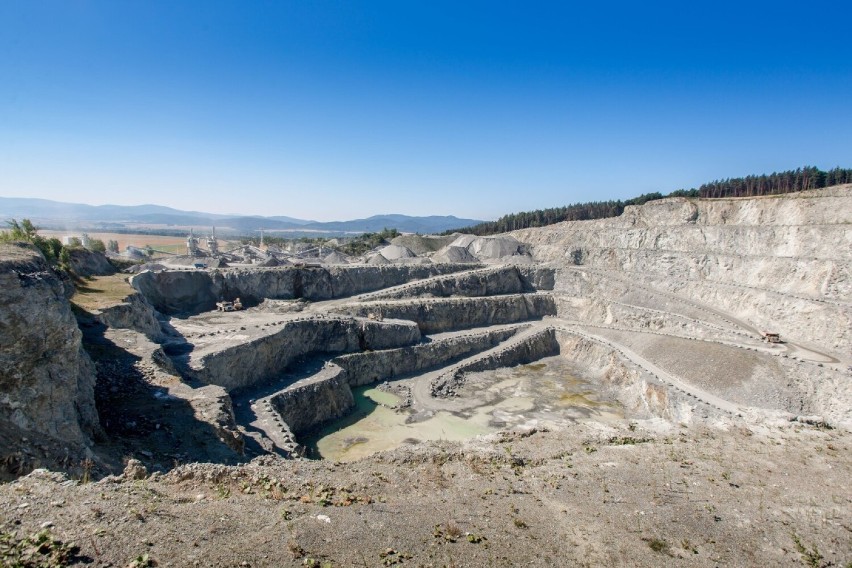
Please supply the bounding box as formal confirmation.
[761,331,781,343]
[216,297,243,312]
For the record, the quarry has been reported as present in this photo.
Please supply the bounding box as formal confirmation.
[1,187,850,566]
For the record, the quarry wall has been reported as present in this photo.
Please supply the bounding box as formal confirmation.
[0,244,100,455]
[338,293,557,334]
[553,330,680,422]
[270,366,354,436]
[90,292,165,342]
[514,188,852,351]
[273,326,555,436]
[183,317,421,391]
[359,266,555,301]
[131,264,477,315]
[430,327,559,396]
[335,327,521,386]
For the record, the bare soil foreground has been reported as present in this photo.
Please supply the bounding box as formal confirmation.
[1,187,850,567]
[2,422,850,567]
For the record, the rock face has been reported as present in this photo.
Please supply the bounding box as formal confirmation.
[339,293,557,334]
[189,385,245,454]
[270,327,525,435]
[335,327,521,387]
[182,317,422,391]
[553,331,678,421]
[132,264,477,315]
[430,327,560,396]
[514,187,852,352]
[359,266,554,301]
[270,366,354,436]
[0,244,99,455]
[90,292,165,341]
[67,248,115,277]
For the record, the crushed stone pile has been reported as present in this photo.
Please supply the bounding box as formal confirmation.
[390,234,456,255]
[125,263,168,274]
[160,256,226,268]
[450,235,528,260]
[257,257,279,267]
[432,245,479,263]
[367,253,391,265]
[377,244,417,260]
[323,251,351,265]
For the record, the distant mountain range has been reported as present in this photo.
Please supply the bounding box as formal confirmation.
[0,197,482,235]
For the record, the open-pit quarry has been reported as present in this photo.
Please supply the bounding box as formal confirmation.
[1,186,850,567]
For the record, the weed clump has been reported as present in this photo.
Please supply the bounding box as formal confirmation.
[0,529,81,567]
[792,533,824,568]
[643,536,672,556]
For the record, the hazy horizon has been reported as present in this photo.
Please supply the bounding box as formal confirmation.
[2,2,850,222]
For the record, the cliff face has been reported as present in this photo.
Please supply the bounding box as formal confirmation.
[67,248,115,277]
[0,244,99,456]
[91,292,165,342]
[358,266,555,301]
[270,366,354,436]
[513,187,852,352]
[338,293,557,334]
[183,317,422,391]
[131,264,476,315]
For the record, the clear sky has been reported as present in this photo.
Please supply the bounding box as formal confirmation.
[1,1,850,221]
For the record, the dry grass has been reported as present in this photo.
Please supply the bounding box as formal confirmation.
[72,274,136,311]
[38,230,235,254]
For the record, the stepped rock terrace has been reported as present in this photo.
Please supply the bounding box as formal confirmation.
[2,188,851,567]
[120,188,851,460]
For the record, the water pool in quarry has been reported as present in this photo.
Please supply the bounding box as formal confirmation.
[305,356,623,461]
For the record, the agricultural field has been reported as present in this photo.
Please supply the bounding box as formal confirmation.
[38,230,236,255]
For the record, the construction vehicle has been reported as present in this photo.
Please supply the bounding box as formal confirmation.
[216,297,243,312]
[761,331,781,343]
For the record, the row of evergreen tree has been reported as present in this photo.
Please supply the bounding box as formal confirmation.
[444,166,851,236]
[697,166,852,198]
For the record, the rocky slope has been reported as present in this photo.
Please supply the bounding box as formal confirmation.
[0,244,99,473]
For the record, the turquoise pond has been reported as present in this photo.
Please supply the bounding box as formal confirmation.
[303,356,622,462]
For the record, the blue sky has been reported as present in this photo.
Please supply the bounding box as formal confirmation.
[1,1,850,221]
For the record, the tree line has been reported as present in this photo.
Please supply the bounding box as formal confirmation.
[240,228,401,257]
[697,166,851,198]
[444,166,851,236]
[0,219,112,269]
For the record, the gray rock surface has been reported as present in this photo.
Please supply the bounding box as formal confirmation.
[338,293,557,334]
[67,248,115,277]
[430,327,560,396]
[514,187,852,351]
[132,264,476,314]
[183,317,422,391]
[0,244,99,455]
[335,326,522,386]
[90,292,165,341]
[270,365,354,436]
[360,266,541,300]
